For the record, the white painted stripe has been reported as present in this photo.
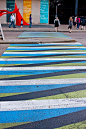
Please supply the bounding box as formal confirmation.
[0,98,86,111]
[3,52,86,54]
[0,66,86,71]
[7,47,85,49]
[0,78,86,86]
[0,58,86,61]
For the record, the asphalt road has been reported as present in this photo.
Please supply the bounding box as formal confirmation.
[64,32,86,47]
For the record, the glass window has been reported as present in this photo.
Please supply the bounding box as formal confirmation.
[6,0,15,22]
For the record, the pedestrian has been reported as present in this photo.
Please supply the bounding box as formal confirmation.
[29,14,32,28]
[9,13,16,28]
[81,17,86,30]
[76,16,80,29]
[54,16,60,32]
[73,15,77,27]
[21,19,23,28]
[68,16,73,33]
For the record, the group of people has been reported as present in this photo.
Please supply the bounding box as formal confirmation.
[68,15,86,33]
[54,15,86,33]
[9,13,32,28]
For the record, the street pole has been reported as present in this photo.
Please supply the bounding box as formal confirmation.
[75,0,78,16]
[56,4,57,18]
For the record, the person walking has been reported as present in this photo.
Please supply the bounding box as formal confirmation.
[68,16,73,33]
[21,19,23,28]
[73,15,77,27]
[29,14,32,28]
[9,13,16,28]
[54,16,60,32]
[81,17,86,30]
[76,16,80,29]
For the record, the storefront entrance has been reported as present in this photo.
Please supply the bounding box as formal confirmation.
[49,0,75,24]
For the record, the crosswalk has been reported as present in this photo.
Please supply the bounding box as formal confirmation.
[0,42,86,129]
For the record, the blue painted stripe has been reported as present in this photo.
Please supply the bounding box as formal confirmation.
[0,60,59,64]
[0,60,86,64]
[0,83,81,93]
[0,107,86,123]
[18,32,71,39]
[10,44,83,47]
[2,53,86,57]
[0,69,77,75]
[7,48,86,51]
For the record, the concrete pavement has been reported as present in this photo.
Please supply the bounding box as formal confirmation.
[0,24,86,43]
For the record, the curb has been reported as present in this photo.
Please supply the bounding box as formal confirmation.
[3,29,86,33]
[0,39,76,44]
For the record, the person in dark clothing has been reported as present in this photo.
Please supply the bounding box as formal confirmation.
[76,16,80,29]
[68,16,73,33]
[29,14,32,28]
[54,17,60,32]
[81,17,86,30]
[21,19,23,28]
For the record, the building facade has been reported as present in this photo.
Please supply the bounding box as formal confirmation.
[0,0,86,24]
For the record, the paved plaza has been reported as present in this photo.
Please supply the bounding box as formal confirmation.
[0,30,86,129]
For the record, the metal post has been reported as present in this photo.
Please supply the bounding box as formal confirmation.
[56,4,57,18]
[75,0,78,16]
[0,23,5,40]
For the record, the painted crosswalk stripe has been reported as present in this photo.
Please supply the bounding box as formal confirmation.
[0,66,86,70]
[3,52,86,54]
[9,42,83,47]
[0,83,83,93]
[0,58,86,67]
[0,78,86,85]
[1,98,86,111]
[7,47,86,51]
[0,107,86,123]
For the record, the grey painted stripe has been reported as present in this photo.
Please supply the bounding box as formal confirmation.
[0,58,86,61]
[0,78,86,86]
[0,66,86,70]
[0,98,86,111]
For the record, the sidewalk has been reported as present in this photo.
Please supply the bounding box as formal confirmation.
[0,24,85,43]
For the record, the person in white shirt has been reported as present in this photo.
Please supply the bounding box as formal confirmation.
[9,13,16,28]
[73,15,77,27]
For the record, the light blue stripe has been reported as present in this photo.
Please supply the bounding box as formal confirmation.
[0,83,82,93]
[2,53,64,56]
[0,60,86,64]
[2,53,86,57]
[0,69,76,75]
[10,44,83,47]
[0,60,58,64]
[7,48,86,50]
[70,54,86,56]
[18,32,71,39]
[0,107,86,123]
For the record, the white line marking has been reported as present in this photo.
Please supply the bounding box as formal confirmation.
[7,47,86,49]
[3,52,86,54]
[0,78,86,86]
[0,66,86,71]
[1,98,86,111]
[0,58,86,61]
